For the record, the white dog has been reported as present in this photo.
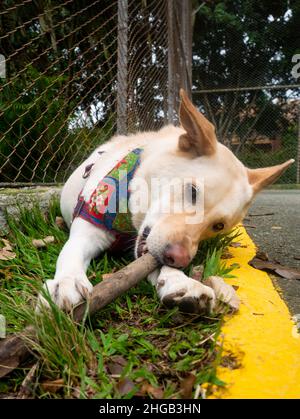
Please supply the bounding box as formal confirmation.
[38,90,293,313]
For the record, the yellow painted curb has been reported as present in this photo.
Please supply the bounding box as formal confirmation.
[211,226,300,399]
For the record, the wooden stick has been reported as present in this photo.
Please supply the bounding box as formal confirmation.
[73,252,159,321]
[0,253,159,378]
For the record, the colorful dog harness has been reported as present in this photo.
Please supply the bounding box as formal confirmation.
[73,148,143,252]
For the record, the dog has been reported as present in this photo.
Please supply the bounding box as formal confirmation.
[38,89,294,313]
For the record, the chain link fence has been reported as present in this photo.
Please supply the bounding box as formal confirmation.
[192,1,300,185]
[0,0,192,185]
[194,86,300,184]
[1,1,299,186]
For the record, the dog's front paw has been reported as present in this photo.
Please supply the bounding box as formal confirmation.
[157,267,216,314]
[37,274,93,312]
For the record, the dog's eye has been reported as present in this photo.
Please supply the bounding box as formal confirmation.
[186,184,198,205]
[212,222,224,232]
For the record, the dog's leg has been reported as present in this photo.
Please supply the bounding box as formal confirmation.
[37,218,114,311]
[148,266,216,314]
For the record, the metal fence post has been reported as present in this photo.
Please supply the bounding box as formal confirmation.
[167,0,192,124]
[181,0,192,98]
[117,0,128,135]
[167,0,175,124]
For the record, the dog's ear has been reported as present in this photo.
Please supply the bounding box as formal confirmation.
[178,88,217,156]
[247,159,294,193]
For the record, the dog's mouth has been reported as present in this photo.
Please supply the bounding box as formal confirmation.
[136,226,151,258]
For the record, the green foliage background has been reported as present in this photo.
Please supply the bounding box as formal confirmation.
[0,0,299,183]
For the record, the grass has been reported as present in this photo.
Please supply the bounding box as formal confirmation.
[0,200,240,399]
[267,184,300,190]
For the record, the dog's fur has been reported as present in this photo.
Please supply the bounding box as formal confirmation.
[38,90,294,313]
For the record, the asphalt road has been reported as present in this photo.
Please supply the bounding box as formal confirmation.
[246,189,300,316]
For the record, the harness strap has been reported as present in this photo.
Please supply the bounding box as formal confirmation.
[73,148,143,251]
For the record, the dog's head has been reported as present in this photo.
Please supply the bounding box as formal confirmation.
[133,89,294,267]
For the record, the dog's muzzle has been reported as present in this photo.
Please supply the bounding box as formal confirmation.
[162,243,191,268]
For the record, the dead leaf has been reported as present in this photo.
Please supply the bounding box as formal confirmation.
[116,377,135,396]
[249,258,277,271]
[140,382,164,399]
[0,325,36,379]
[55,216,66,230]
[274,267,300,280]
[17,362,39,399]
[180,373,196,398]
[72,387,81,398]
[0,239,16,260]
[255,250,269,261]
[230,242,247,248]
[221,250,234,259]
[107,355,127,375]
[249,258,300,280]
[41,378,64,393]
[86,385,96,398]
[32,236,55,249]
[72,386,95,399]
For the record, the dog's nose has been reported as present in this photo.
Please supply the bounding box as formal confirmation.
[163,243,191,268]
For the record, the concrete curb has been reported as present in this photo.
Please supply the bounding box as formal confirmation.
[211,226,300,399]
[0,187,61,234]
